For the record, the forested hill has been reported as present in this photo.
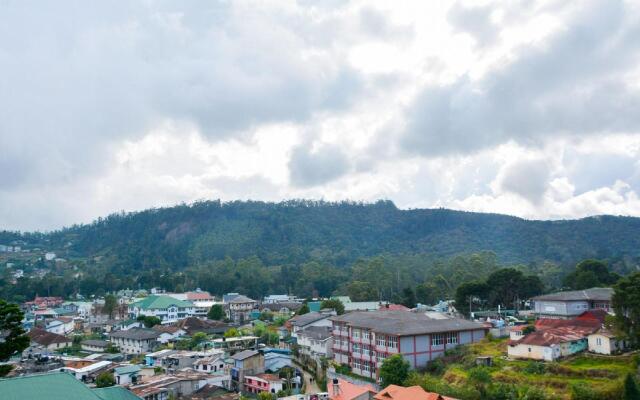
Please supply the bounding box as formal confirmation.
[6,200,640,268]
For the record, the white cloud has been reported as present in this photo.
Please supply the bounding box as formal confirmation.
[2,0,640,230]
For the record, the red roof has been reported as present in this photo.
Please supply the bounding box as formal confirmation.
[534,318,600,330]
[254,373,281,382]
[328,379,376,400]
[186,291,214,301]
[374,385,458,400]
[577,309,609,324]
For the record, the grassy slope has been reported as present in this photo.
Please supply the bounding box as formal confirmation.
[420,338,637,399]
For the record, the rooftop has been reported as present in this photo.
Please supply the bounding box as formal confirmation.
[297,325,332,341]
[330,311,486,336]
[374,384,457,400]
[109,327,160,340]
[289,312,331,327]
[511,327,588,347]
[129,295,193,310]
[92,386,142,400]
[231,350,260,360]
[327,378,376,400]
[0,372,102,400]
[532,287,613,302]
[81,339,109,347]
[28,328,71,346]
[227,295,256,304]
[115,365,142,375]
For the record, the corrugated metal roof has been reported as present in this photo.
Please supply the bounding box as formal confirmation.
[532,288,613,302]
[129,295,193,310]
[0,372,102,400]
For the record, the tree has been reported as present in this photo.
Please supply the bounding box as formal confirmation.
[320,299,345,315]
[103,294,118,319]
[191,332,208,349]
[563,259,620,290]
[612,272,640,345]
[455,281,490,315]
[297,303,310,315]
[623,373,640,400]
[208,304,224,320]
[400,287,416,308]
[257,392,275,400]
[379,354,410,387]
[95,372,115,388]
[224,328,239,338]
[0,300,29,376]
[137,315,161,328]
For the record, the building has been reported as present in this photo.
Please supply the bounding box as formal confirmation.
[128,295,196,323]
[167,291,218,317]
[260,302,303,316]
[193,354,227,374]
[130,373,209,400]
[109,328,160,355]
[588,327,628,355]
[288,312,334,339]
[81,339,111,352]
[507,319,601,361]
[153,325,187,344]
[230,350,265,392]
[531,288,613,319]
[61,360,113,383]
[297,326,334,359]
[176,317,229,336]
[374,385,457,400]
[330,311,487,380]
[0,372,142,400]
[224,295,257,323]
[263,294,296,304]
[114,365,142,385]
[243,373,284,395]
[27,328,72,351]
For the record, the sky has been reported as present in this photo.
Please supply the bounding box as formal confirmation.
[2,0,640,231]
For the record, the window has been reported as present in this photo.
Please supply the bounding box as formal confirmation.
[353,329,360,339]
[386,336,398,349]
[353,360,362,370]
[446,332,458,344]
[376,334,385,347]
[596,338,602,346]
[363,330,370,340]
[431,334,444,346]
[352,343,361,354]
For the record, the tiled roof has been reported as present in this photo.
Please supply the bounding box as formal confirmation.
[330,311,486,336]
[511,327,588,347]
[253,373,281,381]
[0,372,102,400]
[231,350,259,360]
[532,288,613,302]
[374,384,458,400]
[185,291,214,301]
[129,295,193,310]
[577,309,610,324]
[534,318,600,331]
[327,378,376,400]
[109,327,160,340]
[227,295,256,304]
[81,339,109,347]
[289,312,330,327]
[28,328,71,346]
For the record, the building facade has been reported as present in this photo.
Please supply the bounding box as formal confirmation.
[330,311,487,381]
[109,328,160,355]
[128,295,196,323]
[531,288,613,319]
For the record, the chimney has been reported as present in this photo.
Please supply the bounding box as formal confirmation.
[332,378,340,396]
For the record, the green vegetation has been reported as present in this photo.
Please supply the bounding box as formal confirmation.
[379,354,410,387]
[0,300,29,376]
[320,299,344,315]
[207,304,224,320]
[613,272,640,346]
[406,338,639,400]
[95,372,115,388]
[137,315,161,328]
[563,259,621,290]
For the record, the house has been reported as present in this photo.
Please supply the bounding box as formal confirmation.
[44,319,66,335]
[588,327,628,355]
[288,312,334,339]
[193,354,227,374]
[243,373,284,395]
[81,339,111,352]
[327,378,376,400]
[128,295,196,323]
[378,303,410,312]
[224,295,258,323]
[263,349,293,372]
[61,360,113,383]
[114,365,142,385]
[508,325,528,341]
[210,336,259,352]
[167,291,218,317]
[27,328,72,351]
[176,317,229,336]
[24,296,64,311]
[374,385,457,400]
[230,350,265,392]
[130,373,209,400]
[260,302,303,316]
[297,326,333,359]
[330,311,487,380]
[109,328,160,355]
[0,372,142,400]
[531,288,613,319]
[153,325,187,344]
[507,328,589,361]
[263,294,296,304]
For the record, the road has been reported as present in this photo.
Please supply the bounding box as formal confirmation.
[293,361,321,394]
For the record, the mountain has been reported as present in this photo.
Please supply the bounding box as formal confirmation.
[7,199,640,267]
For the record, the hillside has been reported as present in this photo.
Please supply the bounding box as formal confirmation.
[5,199,640,267]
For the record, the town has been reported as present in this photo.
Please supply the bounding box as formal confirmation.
[1,272,639,400]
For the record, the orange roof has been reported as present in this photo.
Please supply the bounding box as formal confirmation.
[328,379,376,400]
[374,385,458,400]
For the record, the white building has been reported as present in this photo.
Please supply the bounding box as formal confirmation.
[588,328,628,355]
[128,295,197,323]
[109,328,160,355]
[296,326,333,358]
[288,312,334,339]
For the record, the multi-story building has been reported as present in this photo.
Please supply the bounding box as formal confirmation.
[531,287,613,319]
[224,295,257,323]
[109,327,160,355]
[330,311,487,381]
[243,373,284,396]
[128,295,196,323]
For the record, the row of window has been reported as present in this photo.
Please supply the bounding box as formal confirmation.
[353,359,375,373]
[375,335,398,349]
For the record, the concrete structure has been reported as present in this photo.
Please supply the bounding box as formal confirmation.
[27,328,72,351]
[61,360,113,383]
[109,328,160,355]
[114,365,142,385]
[224,295,257,323]
[330,311,487,380]
[297,326,333,359]
[327,378,376,400]
[81,339,110,352]
[588,327,628,355]
[152,325,187,344]
[288,312,334,339]
[128,295,196,323]
[230,350,265,392]
[532,288,613,319]
[243,373,284,396]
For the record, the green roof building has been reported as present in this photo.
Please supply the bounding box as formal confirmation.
[0,372,139,400]
[128,295,196,323]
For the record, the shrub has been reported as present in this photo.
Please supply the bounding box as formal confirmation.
[523,361,546,375]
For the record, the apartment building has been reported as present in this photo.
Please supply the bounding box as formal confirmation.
[128,295,196,323]
[330,311,487,380]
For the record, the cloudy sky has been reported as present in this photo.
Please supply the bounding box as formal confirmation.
[2,0,640,231]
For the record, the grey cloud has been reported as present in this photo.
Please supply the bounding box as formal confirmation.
[447,3,499,48]
[289,144,351,187]
[402,0,640,157]
[499,159,551,204]
[563,151,639,195]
